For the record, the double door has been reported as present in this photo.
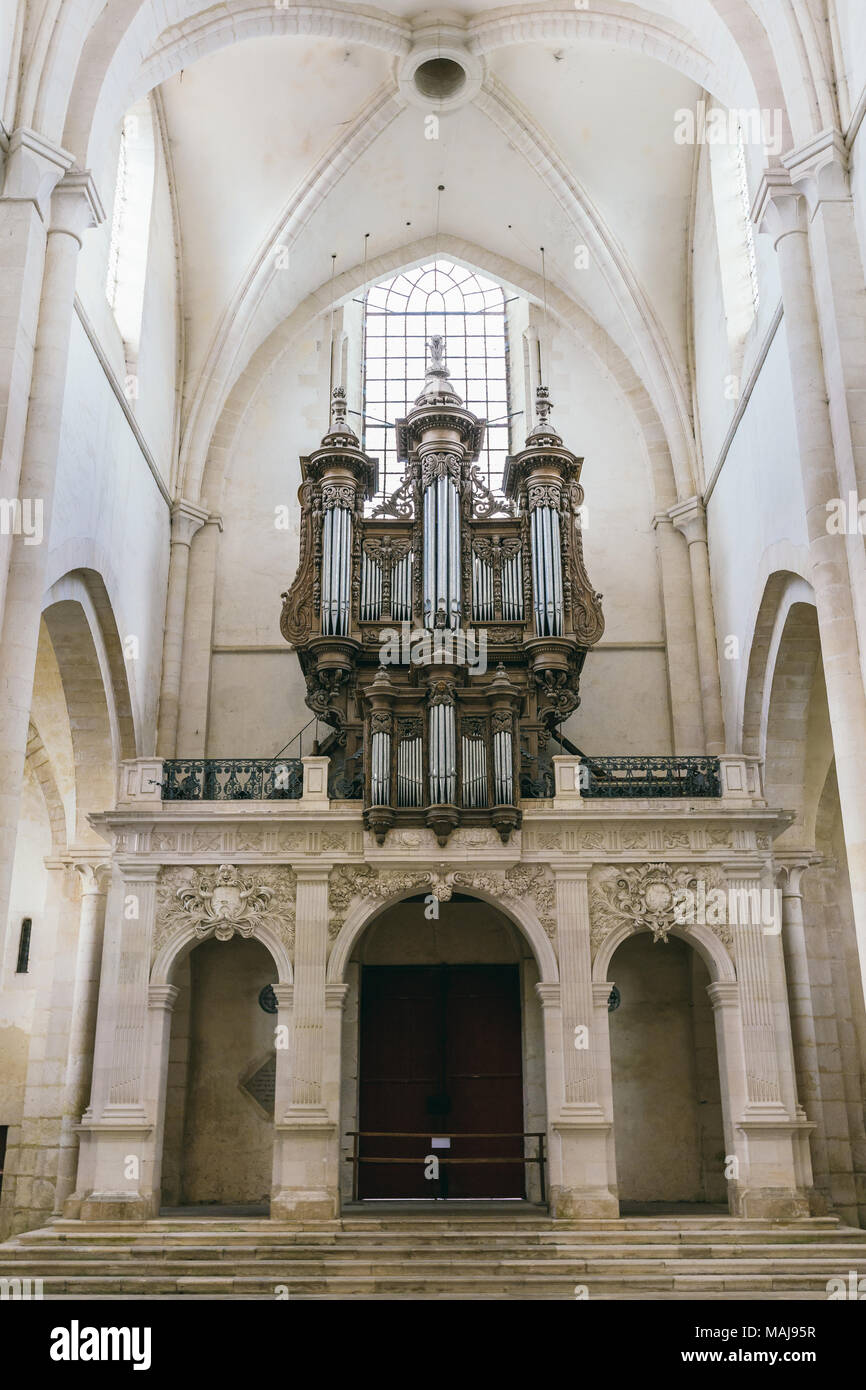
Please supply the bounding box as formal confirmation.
[358,964,524,1198]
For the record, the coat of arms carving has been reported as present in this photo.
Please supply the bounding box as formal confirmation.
[156,863,296,950]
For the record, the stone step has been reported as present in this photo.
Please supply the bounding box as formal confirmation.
[0,1271,851,1298]
[3,1255,864,1279]
[5,1245,866,1267]
[3,1216,862,1299]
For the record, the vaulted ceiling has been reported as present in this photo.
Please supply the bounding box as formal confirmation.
[30,0,840,498]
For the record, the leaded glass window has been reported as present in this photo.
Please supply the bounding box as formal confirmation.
[362,260,510,501]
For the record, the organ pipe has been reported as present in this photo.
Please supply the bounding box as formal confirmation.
[423,471,461,629]
[531,505,563,636]
[321,501,353,636]
[370,728,391,805]
[428,702,456,804]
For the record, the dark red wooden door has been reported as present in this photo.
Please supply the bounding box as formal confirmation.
[358,965,524,1198]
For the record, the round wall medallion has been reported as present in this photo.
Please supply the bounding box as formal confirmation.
[258,984,278,1014]
[608,985,621,1013]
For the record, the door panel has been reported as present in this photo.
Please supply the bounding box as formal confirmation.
[358,964,524,1198]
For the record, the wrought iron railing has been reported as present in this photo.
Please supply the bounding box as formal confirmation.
[580,755,721,798]
[160,754,721,801]
[162,758,303,801]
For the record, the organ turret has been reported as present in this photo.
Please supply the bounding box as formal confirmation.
[280,341,604,845]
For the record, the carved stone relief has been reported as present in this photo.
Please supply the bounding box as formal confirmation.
[154,863,297,960]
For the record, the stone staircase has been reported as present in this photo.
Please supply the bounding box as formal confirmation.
[2,1212,865,1299]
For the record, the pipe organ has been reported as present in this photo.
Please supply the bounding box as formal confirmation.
[281,341,604,845]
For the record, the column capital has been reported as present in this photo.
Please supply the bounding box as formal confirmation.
[722,861,765,881]
[550,864,589,884]
[535,981,560,1008]
[115,861,162,882]
[775,855,815,897]
[325,983,349,1010]
[148,984,179,1012]
[752,167,809,243]
[592,981,615,1008]
[707,980,739,1009]
[294,865,332,885]
[170,499,209,547]
[668,495,707,546]
[49,170,105,244]
[783,128,850,213]
[1,127,74,218]
[73,860,111,895]
[272,983,294,1008]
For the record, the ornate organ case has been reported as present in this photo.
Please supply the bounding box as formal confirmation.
[280,343,604,846]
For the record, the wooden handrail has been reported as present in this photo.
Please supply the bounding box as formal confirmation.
[344,1130,547,1203]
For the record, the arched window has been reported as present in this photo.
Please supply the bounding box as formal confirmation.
[362,260,510,500]
[105,97,156,366]
[708,120,760,350]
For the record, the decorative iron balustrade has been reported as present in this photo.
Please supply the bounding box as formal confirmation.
[580,755,721,799]
[160,754,721,802]
[162,759,304,801]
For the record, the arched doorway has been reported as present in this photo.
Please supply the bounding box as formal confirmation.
[161,935,278,1212]
[608,932,727,1211]
[340,893,547,1204]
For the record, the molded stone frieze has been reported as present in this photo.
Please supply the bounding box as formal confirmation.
[327,861,557,940]
[451,865,557,939]
[589,862,732,954]
[328,864,435,936]
[154,863,297,959]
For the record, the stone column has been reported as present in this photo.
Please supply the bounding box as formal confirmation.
[53,861,111,1212]
[755,172,866,1023]
[271,984,295,1121]
[669,497,725,754]
[651,512,706,752]
[272,868,336,1220]
[706,981,748,1212]
[175,514,222,755]
[0,170,104,944]
[724,864,809,1217]
[0,858,78,1236]
[777,859,829,1207]
[0,129,73,621]
[71,862,160,1220]
[783,131,866,660]
[144,983,179,1212]
[156,500,209,758]
[549,870,617,1216]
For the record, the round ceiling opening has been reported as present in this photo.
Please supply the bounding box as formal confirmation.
[413,57,467,101]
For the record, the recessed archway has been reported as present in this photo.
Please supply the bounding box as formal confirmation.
[607,930,727,1212]
[339,891,549,1206]
[161,933,280,1213]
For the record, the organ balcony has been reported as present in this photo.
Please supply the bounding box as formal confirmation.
[280,340,606,846]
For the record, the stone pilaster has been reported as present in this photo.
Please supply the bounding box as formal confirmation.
[53,860,111,1212]
[549,870,616,1216]
[783,130,866,661]
[651,512,706,752]
[0,129,73,623]
[0,170,104,945]
[723,864,810,1218]
[272,868,336,1220]
[156,500,209,758]
[669,497,725,754]
[71,862,160,1220]
[755,170,866,1028]
[175,514,222,755]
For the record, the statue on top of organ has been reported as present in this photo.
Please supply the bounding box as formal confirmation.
[280,337,604,845]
